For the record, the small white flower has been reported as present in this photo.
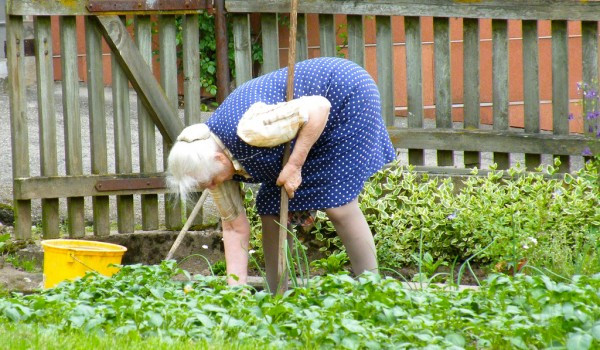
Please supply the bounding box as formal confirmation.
[248,250,255,255]
[528,237,538,245]
[522,244,529,250]
[202,245,208,249]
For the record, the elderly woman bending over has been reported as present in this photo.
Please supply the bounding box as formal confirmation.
[167,57,395,291]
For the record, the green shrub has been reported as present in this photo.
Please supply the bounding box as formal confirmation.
[243,157,600,277]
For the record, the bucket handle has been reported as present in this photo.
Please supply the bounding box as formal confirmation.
[69,253,100,274]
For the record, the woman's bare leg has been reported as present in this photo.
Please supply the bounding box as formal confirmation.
[325,199,378,275]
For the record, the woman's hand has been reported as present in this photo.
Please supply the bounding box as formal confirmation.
[276,163,302,198]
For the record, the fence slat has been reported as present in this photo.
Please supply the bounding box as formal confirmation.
[404,16,424,165]
[492,19,510,169]
[232,14,252,87]
[347,15,364,67]
[34,16,60,238]
[60,16,85,237]
[582,21,598,144]
[135,15,159,231]
[296,14,308,62]
[160,15,182,230]
[522,20,542,170]
[182,14,203,227]
[319,14,336,57]
[376,16,394,126]
[85,17,110,237]
[7,15,32,239]
[434,17,453,166]
[552,20,570,172]
[463,18,480,169]
[261,13,280,74]
[111,16,135,234]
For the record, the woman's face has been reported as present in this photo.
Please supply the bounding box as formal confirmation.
[194,153,234,190]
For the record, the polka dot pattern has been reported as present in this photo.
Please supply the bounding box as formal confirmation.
[206,57,395,215]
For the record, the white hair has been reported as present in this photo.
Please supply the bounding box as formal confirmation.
[166,136,224,202]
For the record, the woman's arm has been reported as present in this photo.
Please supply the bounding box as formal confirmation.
[222,212,251,285]
[276,96,331,197]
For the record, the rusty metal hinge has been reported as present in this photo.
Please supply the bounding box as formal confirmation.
[87,0,212,12]
[95,177,166,192]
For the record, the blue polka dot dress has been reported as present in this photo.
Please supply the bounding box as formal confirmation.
[206,57,395,215]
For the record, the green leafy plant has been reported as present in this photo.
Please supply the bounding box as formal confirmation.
[310,251,349,275]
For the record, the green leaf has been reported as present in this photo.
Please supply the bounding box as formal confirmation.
[146,311,164,327]
[566,333,592,350]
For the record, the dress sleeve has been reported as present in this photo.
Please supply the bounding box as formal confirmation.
[236,96,314,147]
[208,180,245,222]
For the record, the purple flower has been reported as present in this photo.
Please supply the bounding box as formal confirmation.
[584,89,599,99]
[582,147,593,157]
[596,129,600,138]
[568,113,575,120]
[447,211,458,220]
[589,126,595,133]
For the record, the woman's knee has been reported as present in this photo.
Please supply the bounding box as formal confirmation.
[325,199,361,224]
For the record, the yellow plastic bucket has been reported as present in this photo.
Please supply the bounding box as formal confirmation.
[41,239,127,288]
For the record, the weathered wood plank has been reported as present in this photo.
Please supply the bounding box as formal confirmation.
[7,15,32,239]
[34,16,60,238]
[60,16,85,238]
[232,14,252,87]
[404,16,424,166]
[261,13,280,74]
[112,16,135,234]
[376,16,394,127]
[296,14,308,62]
[14,173,171,200]
[225,0,600,21]
[85,16,110,237]
[582,21,598,141]
[318,14,336,57]
[347,15,364,67]
[387,128,600,156]
[94,15,184,144]
[522,20,542,170]
[160,15,182,230]
[434,17,453,167]
[136,15,159,231]
[552,20,570,172]
[491,19,509,169]
[182,14,203,228]
[462,18,480,169]
[8,0,200,16]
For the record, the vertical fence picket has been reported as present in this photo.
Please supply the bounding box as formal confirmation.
[347,15,364,67]
[182,14,203,227]
[111,16,134,233]
[582,20,598,160]
[160,15,182,229]
[492,19,510,170]
[135,15,159,231]
[296,13,308,62]
[233,14,252,87]
[522,20,542,170]
[261,13,280,74]
[34,16,60,238]
[376,15,394,126]
[60,16,85,237]
[434,17,453,166]
[552,20,570,172]
[85,17,110,236]
[318,14,336,57]
[463,18,481,169]
[7,15,31,239]
[404,16,424,166]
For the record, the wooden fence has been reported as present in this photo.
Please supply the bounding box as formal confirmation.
[7,0,600,240]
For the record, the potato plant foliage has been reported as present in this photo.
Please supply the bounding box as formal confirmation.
[1,262,599,349]
[244,158,600,276]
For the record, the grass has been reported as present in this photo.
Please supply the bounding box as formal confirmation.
[0,322,281,350]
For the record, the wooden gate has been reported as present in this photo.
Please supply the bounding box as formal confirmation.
[6,0,217,239]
